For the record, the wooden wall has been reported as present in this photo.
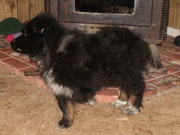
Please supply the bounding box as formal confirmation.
[0,0,45,22]
[168,0,180,29]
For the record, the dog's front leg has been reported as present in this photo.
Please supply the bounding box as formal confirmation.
[55,95,75,129]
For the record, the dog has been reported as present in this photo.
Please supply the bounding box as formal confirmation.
[12,13,151,129]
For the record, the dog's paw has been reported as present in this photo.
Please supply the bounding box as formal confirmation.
[123,106,139,115]
[86,98,97,106]
[57,119,73,129]
[112,99,127,107]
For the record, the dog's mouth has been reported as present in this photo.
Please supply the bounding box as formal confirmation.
[11,41,28,54]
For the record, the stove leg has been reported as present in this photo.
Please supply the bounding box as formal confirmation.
[149,44,164,69]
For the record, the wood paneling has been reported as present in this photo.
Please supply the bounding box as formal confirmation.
[168,0,180,29]
[30,0,45,20]
[0,0,44,22]
[17,0,30,22]
[0,0,18,20]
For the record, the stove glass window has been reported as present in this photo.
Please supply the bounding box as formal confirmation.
[75,0,135,14]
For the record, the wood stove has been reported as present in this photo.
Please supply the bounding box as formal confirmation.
[45,0,170,69]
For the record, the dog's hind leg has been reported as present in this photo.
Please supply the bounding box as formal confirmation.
[119,71,145,115]
[112,89,128,107]
[55,95,76,129]
[123,93,143,115]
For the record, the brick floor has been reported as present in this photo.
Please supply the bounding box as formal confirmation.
[0,36,180,103]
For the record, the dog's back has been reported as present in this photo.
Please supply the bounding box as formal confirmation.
[84,26,151,72]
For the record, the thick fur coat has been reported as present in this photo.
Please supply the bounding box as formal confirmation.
[12,13,151,128]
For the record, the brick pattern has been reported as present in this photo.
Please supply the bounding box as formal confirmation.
[0,36,180,103]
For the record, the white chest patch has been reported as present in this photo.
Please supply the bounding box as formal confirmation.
[44,69,73,97]
[49,82,73,97]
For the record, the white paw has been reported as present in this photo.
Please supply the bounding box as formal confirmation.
[112,99,127,107]
[123,106,139,115]
[86,98,97,106]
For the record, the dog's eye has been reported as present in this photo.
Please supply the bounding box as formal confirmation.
[24,32,28,37]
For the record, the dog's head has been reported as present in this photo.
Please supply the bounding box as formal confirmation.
[12,13,64,60]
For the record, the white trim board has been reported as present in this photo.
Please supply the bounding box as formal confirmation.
[167,27,180,37]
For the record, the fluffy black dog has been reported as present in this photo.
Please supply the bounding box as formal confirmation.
[12,13,151,129]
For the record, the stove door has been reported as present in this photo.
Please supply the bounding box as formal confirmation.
[58,0,152,26]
